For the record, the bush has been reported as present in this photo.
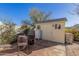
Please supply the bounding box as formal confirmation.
[65,29,79,41]
[0,21,16,44]
[73,31,79,41]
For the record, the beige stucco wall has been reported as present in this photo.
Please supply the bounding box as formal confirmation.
[35,21,65,43]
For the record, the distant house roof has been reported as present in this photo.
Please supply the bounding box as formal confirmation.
[36,17,67,23]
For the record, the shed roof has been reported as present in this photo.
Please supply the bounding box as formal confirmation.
[36,17,67,23]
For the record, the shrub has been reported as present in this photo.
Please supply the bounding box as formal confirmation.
[65,28,79,41]
[0,21,16,44]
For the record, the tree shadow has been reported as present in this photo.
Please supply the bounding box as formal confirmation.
[0,49,17,55]
[30,40,65,51]
[0,40,65,55]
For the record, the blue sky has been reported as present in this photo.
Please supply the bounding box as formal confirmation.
[0,3,78,27]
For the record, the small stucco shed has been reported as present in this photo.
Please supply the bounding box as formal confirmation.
[35,18,67,43]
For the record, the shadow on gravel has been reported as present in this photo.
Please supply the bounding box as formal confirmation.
[0,40,65,55]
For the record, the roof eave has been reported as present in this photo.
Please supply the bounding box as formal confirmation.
[36,17,67,24]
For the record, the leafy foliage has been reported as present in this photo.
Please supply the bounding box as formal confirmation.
[19,24,30,32]
[0,20,16,44]
[65,28,79,40]
[29,8,52,24]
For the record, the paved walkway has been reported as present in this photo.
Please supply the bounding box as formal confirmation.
[66,41,79,56]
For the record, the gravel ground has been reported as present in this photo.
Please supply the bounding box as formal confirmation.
[1,40,78,56]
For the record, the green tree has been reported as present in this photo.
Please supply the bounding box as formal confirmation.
[0,19,16,44]
[29,8,52,24]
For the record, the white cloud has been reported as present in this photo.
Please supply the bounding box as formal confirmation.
[0,21,3,25]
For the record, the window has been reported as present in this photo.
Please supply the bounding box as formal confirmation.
[58,24,61,29]
[37,25,41,29]
[55,24,57,29]
[55,24,61,29]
